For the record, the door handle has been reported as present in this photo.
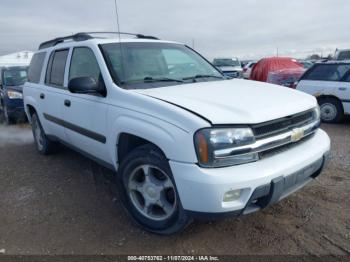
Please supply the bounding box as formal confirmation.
[339,87,347,91]
[64,99,71,107]
[40,93,45,99]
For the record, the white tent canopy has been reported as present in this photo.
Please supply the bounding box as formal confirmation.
[0,51,33,67]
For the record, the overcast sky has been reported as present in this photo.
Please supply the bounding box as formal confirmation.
[0,0,349,60]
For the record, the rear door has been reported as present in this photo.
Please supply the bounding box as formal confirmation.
[41,49,70,140]
[62,46,108,161]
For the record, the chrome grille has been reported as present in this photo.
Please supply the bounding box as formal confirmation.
[259,133,315,159]
[252,110,315,139]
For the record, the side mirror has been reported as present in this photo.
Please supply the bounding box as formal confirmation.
[68,77,101,95]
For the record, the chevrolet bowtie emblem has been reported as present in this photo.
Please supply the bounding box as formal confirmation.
[291,128,304,142]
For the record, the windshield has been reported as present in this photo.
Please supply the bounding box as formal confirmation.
[3,68,28,86]
[100,42,224,89]
[213,58,241,67]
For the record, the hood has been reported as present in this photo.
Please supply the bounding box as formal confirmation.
[133,79,317,125]
[218,66,243,72]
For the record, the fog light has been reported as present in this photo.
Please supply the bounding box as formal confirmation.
[223,189,241,202]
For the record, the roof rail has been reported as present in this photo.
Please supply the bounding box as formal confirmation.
[38,32,159,50]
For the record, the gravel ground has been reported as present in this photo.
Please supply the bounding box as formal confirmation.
[0,119,349,255]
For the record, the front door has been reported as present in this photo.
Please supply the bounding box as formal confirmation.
[62,47,108,161]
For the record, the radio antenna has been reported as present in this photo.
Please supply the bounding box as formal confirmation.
[114,0,122,41]
[113,0,125,83]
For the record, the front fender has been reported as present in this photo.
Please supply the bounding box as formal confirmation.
[108,113,198,168]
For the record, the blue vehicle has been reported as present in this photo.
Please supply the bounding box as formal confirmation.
[0,66,28,124]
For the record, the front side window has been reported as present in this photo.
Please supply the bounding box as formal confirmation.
[69,47,101,83]
[304,64,350,81]
[3,68,28,86]
[46,49,69,87]
[101,42,223,89]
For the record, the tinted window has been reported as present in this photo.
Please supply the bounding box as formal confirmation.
[337,51,350,60]
[69,47,101,83]
[343,72,350,82]
[46,49,69,86]
[304,64,350,81]
[28,52,46,83]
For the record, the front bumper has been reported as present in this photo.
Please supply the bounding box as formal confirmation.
[4,98,26,120]
[7,107,26,119]
[170,129,330,218]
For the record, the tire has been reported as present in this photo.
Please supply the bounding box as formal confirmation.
[3,105,15,125]
[117,144,191,235]
[318,97,344,123]
[31,113,58,154]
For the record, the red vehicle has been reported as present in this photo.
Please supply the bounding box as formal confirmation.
[250,57,305,88]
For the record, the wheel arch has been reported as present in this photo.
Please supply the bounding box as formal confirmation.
[24,96,39,123]
[316,94,344,111]
[109,115,198,168]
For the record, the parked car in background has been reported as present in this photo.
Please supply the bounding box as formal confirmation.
[267,68,306,88]
[250,57,305,88]
[298,60,314,69]
[24,32,330,234]
[334,49,350,60]
[212,58,243,78]
[242,61,256,79]
[296,61,350,123]
[0,66,28,124]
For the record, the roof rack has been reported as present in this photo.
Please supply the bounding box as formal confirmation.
[38,32,159,50]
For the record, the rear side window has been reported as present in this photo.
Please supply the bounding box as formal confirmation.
[303,64,350,81]
[28,52,46,83]
[46,49,69,87]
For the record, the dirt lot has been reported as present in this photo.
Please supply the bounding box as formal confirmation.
[0,120,349,256]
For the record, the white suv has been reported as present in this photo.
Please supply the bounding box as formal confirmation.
[296,61,350,123]
[24,32,330,234]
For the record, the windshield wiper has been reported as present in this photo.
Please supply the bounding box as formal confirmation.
[121,77,183,85]
[183,74,224,81]
[144,76,183,83]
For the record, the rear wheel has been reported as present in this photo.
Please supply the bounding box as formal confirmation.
[31,113,58,154]
[318,97,344,123]
[117,144,191,235]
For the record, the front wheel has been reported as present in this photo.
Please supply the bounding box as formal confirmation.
[117,144,191,235]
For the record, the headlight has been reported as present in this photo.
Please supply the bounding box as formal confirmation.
[7,90,23,99]
[194,127,258,167]
[314,106,320,122]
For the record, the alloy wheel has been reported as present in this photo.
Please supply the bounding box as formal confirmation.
[128,164,177,221]
[320,103,337,121]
